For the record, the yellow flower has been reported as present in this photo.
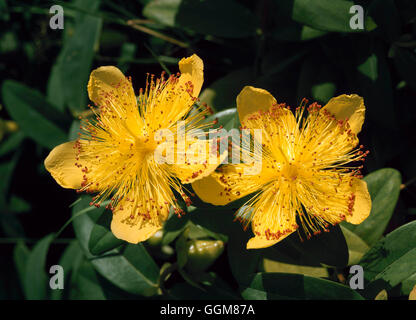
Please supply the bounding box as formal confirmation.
[45,55,225,244]
[192,86,372,249]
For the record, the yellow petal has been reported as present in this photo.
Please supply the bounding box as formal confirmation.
[321,94,365,135]
[409,284,416,300]
[87,66,140,135]
[345,178,372,224]
[146,54,204,129]
[110,191,169,244]
[246,185,298,249]
[237,86,277,125]
[192,162,276,206]
[241,102,298,163]
[192,172,232,206]
[170,139,228,184]
[111,214,161,244]
[87,66,133,107]
[44,141,86,189]
[247,234,291,250]
[247,237,278,249]
[178,54,204,99]
[294,171,371,227]
[111,215,162,244]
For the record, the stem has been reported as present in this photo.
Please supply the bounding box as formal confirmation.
[144,43,172,75]
[9,3,188,48]
[402,176,416,189]
[159,262,178,295]
[53,200,110,241]
[126,20,189,48]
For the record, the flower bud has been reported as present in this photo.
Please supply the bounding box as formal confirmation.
[185,239,224,273]
[146,230,164,247]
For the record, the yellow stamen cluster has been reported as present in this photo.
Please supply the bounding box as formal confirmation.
[75,71,213,229]
[233,99,369,241]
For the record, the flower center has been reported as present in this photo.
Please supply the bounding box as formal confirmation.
[134,135,157,159]
[281,162,299,182]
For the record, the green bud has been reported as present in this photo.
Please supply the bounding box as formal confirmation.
[146,230,164,247]
[185,240,224,273]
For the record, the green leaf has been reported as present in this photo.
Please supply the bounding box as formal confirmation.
[175,228,189,269]
[186,221,227,242]
[47,63,65,111]
[0,154,18,192]
[262,259,329,278]
[204,108,239,131]
[342,168,401,246]
[189,201,345,270]
[0,31,17,53]
[227,224,261,284]
[143,0,179,26]
[70,256,144,300]
[398,273,416,297]
[8,195,31,213]
[49,0,102,112]
[240,272,364,300]
[191,205,270,281]
[1,80,67,149]
[0,150,21,210]
[0,212,25,238]
[0,131,25,157]
[0,0,9,21]
[24,234,54,300]
[69,260,107,300]
[187,198,251,240]
[143,0,258,38]
[13,241,30,296]
[88,209,124,256]
[51,241,84,300]
[268,1,328,41]
[387,272,416,298]
[272,22,328,42]
[93,244,160,296]
[273,0,371,33]
[340,225,370,266]
[358,220,416,299]
[262,225,349,268]
[72,196,160,296]
[161,207,190,246]
[199,67,254,111]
